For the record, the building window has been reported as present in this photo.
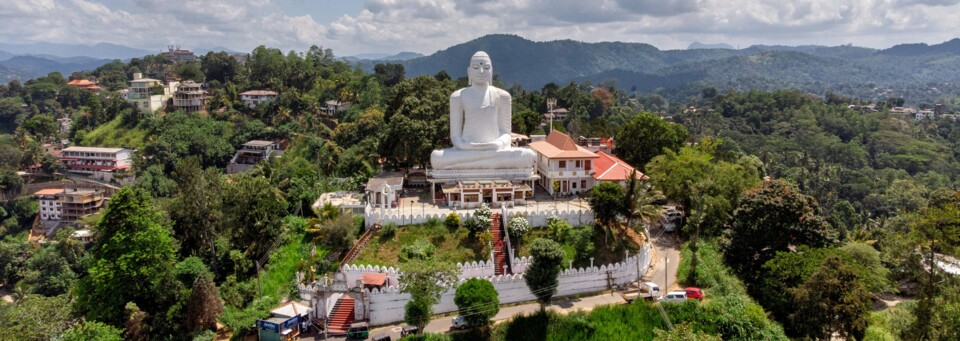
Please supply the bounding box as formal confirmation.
[559,160,566,168]
[575,160,581,168]
[572,182,577,189]
[581,180,587,188]
[585,160,591,170]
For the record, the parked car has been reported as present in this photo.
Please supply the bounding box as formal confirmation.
[663,207,683,232]
[452,316,471,330]
[371,334,391,341]
[400,325,419,337]
[346,322,369,340]
[685,287,704,301]
[660,291,688,303]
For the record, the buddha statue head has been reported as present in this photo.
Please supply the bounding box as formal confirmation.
[468,51,492,86]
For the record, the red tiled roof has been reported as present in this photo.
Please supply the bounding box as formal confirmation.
[67,79,95,86]
[361,273,387,286]
[593,151,647,181]
[35,189,64,196]
[529,130,598,159]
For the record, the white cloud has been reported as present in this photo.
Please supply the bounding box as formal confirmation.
[0,0,957,56]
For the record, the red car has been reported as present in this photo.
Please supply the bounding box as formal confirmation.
[685,287,704,301]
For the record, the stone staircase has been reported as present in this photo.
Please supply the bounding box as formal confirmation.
[491,213,510,276]
[326,295,355,335]
[340,224,380,266]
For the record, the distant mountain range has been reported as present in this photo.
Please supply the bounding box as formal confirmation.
[398,35,960,97]
[343,51,425,63]
[688,42,734,50]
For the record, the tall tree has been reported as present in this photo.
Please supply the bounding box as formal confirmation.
[723,179,835,283]
[184,273,224,333]
[73,187,182,329]
[789,255,871,340]
[168,157,224,265]
[222,173,287,266]
[525,238,565,310]
[454,278,500,327]
[904,192,960,340]
[615,112,689,171]
[588,182,625,245]
[400,258,460,334]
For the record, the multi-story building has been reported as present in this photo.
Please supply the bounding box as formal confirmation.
[160,45,198,63]
[59,146,133,181]
[226,140,284,174]
[34,188,105,223]
[239,90,278,108]
[529,131,599,196]
[126,73,178,112]
[173,80,206,113]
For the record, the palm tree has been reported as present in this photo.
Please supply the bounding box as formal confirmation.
[625,170,666,241]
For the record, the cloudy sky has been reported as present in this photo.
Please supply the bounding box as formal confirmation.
[1,0,959,56]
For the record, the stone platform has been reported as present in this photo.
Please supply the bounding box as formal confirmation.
[428,168,539,181]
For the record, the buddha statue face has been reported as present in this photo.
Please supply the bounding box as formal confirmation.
[467,51,492,86]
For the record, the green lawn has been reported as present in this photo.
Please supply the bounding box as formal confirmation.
[353,220,487,267]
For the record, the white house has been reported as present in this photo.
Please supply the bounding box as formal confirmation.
[239,90,278,108]
[126,73,177,112]
[59,146,133,181]
[529,131,599,196]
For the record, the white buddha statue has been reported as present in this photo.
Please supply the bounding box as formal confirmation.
[430,51,536,171]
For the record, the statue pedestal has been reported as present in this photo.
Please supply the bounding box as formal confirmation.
[427,168,540,209]
[428,168,538,181]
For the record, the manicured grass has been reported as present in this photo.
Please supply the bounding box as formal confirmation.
[354,220,486,266]
[78,116,149,149]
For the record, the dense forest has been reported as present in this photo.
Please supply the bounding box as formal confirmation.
[0,42,957,340]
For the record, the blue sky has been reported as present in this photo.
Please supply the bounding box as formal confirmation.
[1,0,959,56]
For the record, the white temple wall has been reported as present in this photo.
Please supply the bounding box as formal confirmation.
[365,210,594,228]
[356,245,651,326]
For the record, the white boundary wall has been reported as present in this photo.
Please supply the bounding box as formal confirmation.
[366,209,594,228]
[301,244,652,326]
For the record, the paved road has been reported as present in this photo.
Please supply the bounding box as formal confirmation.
[365,293,626,340]
[646,226,682,292]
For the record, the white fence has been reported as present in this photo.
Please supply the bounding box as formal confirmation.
[301,244,652,326]
[366,209,595,228]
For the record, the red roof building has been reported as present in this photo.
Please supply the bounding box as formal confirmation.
[592,151,646,185]
[66,79,102,92]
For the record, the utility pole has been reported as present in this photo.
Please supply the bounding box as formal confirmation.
[256,263,263,301]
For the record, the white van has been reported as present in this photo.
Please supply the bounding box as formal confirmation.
[660,291,687,303]
[642,282,661,298]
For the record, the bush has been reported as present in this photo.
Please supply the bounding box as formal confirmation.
[454,278,500,327]
[445,212,462,231]
[463,217,485,235]
[380,222,398,241]
[568,226,595,267]
[508,216,531,239]
[474,204,493,230]
[547,216,572,242]
[401,238,436,261]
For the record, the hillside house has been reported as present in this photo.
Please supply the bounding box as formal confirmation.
[173,80,206,113]
[226,140,284,174]
[529,131,598,196]
[59,146,133,181]
[126,73,177,112]
[239,90,278,108]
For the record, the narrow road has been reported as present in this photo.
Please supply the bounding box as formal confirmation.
[646,226,682,292]
[367,293,626,340]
